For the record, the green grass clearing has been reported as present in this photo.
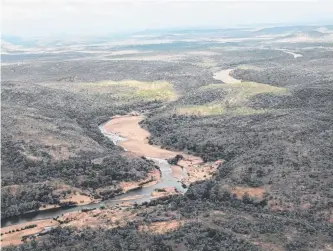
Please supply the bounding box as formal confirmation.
[199,82,288,98]
[41,80,177,102]
[236,65,261,71]
[177,104,267,116]
[177,82,289,116]
[177,104,226,116]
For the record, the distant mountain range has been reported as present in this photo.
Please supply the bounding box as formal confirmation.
[2,24,333,53]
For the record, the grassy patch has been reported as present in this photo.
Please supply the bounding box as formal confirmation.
[177,104,267,116]
[200,82,288,98]
[236,65,261,71]
[136,86,176,101]
[177,104,225,116]
[177,82,288,116]
[41,80,177,102]
[231,107,268,115]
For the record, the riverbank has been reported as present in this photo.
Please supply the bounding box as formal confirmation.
[102,115,219,187]
[1,219,60,247]
[103,115,176,159]
[275,48,303,58]
[213,68,242,84]
[39,193,97,212]
[1,114,219,246]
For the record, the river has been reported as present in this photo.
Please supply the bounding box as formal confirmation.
[1,116,188,227]
[213,69,242,84]
[276,48,303,59]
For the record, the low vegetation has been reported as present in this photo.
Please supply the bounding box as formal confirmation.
[39,80,177,103]
[1,78,160,217]
[2,27,333,250]
[175,82,288,116]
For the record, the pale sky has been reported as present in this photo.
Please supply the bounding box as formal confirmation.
[2,0,333,38]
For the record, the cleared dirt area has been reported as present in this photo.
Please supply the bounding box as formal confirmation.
[180,159,221,187]
[138,220,184,234]
[2,206,142,246]
[1,193,97,247]
[59,206,143,230]
[230,186,266,199]
[1,219,60,247]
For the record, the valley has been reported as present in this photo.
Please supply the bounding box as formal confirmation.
[1,113,218,246]
[1,25,333,251]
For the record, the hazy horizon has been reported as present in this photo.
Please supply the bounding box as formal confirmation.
[2,0,333,39]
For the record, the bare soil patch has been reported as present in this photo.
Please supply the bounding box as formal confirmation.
[60,207,138,230]
[1,219,59,247]
[120,168,161,193]
[151,187,180,199]
[138,220,184,234]
[230,186,266,199]
[181,159,221,187]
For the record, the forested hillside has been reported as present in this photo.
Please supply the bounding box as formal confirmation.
[2,26,333,250]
